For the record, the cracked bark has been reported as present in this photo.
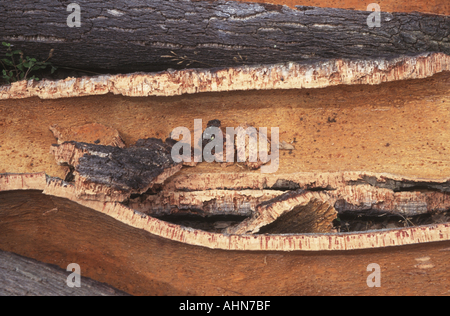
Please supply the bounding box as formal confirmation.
[1,0,449,72]
[50,139,182,202]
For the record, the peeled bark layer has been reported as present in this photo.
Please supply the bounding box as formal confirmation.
[1,53,449,100]
[330,185,450,216]
[128,189,286,217]
[2,172,450,251]
[161,171,450,192]
[131,178,450,234]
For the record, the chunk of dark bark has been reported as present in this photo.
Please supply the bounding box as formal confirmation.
[50,138,182,201]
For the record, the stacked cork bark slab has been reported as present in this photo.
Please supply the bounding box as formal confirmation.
[1,173,450,295]
[1,0,450,295]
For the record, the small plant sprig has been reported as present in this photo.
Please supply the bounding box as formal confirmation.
[161,51,213,68]
[0,42,57,84]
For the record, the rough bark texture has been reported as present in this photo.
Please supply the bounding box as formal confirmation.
[1,1,450,72]
[128,189,286,217]
[50,139,182,201]
[0,249,130,296]
[127,179,450,224]
[1,52,450,99]
[257,197,337,234]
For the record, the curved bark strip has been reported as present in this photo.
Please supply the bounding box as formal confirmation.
[224,190,335,234]
[2,172,450,251]
[1,1,449,72]
[1,52,450,100]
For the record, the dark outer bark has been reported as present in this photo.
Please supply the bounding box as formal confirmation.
[1,190,450,296]
[0,0,449,72]
[76,138,179,191]
[348,175,450,192]
[0,249,130,296]
[51,139,181,201]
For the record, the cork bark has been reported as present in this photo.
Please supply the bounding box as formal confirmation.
[50,140,182,201]
[2,186,450,296]
[1,1,450,72]
[1,52,450,99]
[2,173,450,251]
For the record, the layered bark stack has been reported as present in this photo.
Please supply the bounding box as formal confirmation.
[48,122,450,235]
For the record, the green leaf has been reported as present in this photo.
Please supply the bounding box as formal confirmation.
[1,59,13,66]
[19,72,24,79]
[31,65,41,71]
[2,42,11,47]
[5,53,12,57]
[51,66,57,74]
[23,62,30,68]
[12,50,21,55]
[17,64,24,71]
[2,69,6,75]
